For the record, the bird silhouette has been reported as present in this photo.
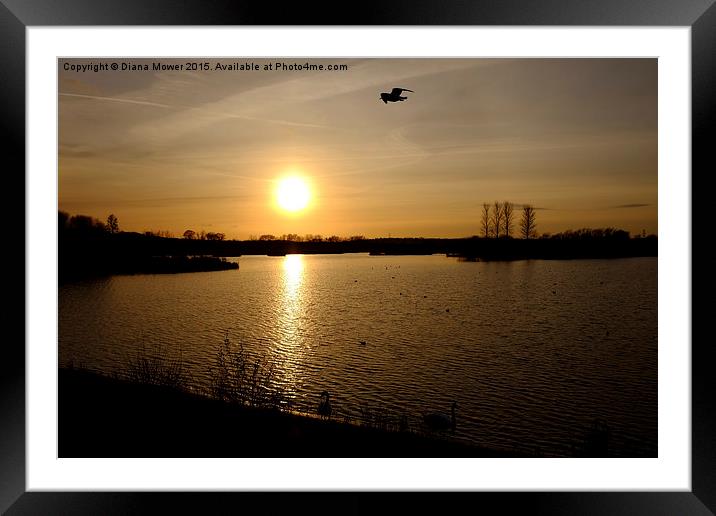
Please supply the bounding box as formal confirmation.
[317,391,332,419]
[423,401,457,433]
[380,87,414,104]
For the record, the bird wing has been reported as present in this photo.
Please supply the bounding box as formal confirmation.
[390,87,414,95]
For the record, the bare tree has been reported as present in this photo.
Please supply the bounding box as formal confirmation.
[480,203,491,237]
[520,205,537,239]
[502,201,514,238]
[492,201,503,238]
[106,214,119,234]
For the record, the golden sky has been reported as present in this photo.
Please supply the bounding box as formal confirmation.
[59,58,657,239]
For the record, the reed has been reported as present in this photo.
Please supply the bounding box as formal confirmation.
[125,344,191,390]
[116,333,463,445]
[209,331,284,409]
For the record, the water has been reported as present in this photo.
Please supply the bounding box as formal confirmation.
[59,254,657,456]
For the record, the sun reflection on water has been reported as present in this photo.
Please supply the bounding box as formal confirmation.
[276,254,307,404]
[283,254,304,301]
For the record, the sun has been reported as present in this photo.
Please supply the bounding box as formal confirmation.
[275,176,312,213]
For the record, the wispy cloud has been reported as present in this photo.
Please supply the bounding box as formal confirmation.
[59,92,328,129]
[61,194,254,208]
[60,92,173,109]
[120,59,486,142]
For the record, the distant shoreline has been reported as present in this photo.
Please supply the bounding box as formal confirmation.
[60,231,656,282]
[117,233,657,259]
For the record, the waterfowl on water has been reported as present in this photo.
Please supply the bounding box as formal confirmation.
[423,401,457,432]
[317,391,332,419]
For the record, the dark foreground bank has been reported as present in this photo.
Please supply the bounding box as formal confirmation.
[59,369,530,458]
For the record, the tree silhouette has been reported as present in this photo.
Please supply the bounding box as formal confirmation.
[106,214,119,234]
[68,214,105,233]
[183,229,196,240]
[59,211,69,231]
[502,201,514,238]
[520,205,537,239]
[492,201,503,238]
[480,203,491,237]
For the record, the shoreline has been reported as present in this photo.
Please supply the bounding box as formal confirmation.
[60,232,657,281]
[59,368,532,458]
[59,250,656,283]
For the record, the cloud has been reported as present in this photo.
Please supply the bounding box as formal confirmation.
[59,143,97,158]
[59,92,328,129]
[507,203,552,210]
[60,92,173,109]
[61,194,254,208]
[122,59,486,142]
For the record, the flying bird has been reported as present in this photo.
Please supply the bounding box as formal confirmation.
[380,87,414,104]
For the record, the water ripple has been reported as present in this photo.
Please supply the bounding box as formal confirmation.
[59,255,657,456]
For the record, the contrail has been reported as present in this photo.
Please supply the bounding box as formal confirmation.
[59,92,328,129]
[59,92,173,109]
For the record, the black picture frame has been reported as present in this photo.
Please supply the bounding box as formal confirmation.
[3,1,713,514]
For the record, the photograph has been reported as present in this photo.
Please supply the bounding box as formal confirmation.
[57,57,658,459]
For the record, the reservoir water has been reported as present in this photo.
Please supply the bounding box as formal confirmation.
[59,254,657,456]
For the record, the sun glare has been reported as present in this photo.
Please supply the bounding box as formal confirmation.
[276,176,311,213]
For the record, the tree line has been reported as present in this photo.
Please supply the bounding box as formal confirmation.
[182,229,226,241]
[59,211,120,235]
[251,234,366,243]
[60,209,646,244]
[58,211,374,243]
[480,201,537,239]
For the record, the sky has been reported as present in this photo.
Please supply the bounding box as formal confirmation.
[58,58,657,239]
